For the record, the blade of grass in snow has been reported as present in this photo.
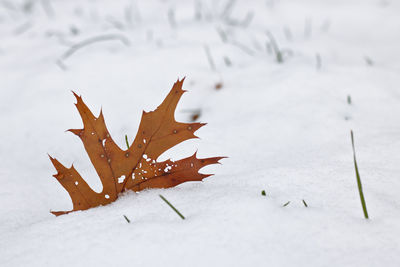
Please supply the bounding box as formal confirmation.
[261,190,266,196]
[159,194,185,220]
[282,201,290,207]
[364,56,374,66]
[167,7,176,28]
[350,130,369,219]
[316,53,321,70]
[123,215,131,223]
[59,34,131,64]
[125,134,130,149]
[204,45,216,71]
[302,199,308,207]
[347,95,352,105]
[266,31,283,63]
[223,56,232,66]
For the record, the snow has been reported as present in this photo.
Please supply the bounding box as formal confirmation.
[118,175,126,184]
[1,0,400,266]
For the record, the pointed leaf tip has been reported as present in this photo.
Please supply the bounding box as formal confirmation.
[71,91,80,99]
[202,173,214,179]
[71,91,84,106]
[177,77,185,84]
[48,155,58,165]
[51,210,70,216]
[68,129,83,136]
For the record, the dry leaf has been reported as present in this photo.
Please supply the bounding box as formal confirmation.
[190,110,201,122]
[215,82,223,90]
[49,78,224,216]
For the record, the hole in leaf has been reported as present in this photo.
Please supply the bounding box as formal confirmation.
[118,175,126,183]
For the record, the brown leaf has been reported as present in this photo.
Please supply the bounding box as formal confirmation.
[215,82,223,90]
[50,78,224,215]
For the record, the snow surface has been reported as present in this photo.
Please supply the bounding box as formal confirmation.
[1,0,400,266]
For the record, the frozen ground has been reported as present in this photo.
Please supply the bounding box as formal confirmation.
[1,0,400,266]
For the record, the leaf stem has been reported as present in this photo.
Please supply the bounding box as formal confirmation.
[159,194,185,220]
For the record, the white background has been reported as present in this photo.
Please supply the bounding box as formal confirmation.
[0,0,399,266]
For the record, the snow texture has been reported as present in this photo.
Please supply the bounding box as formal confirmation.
[1,0,400,266]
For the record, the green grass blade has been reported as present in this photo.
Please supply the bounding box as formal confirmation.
[347,95,352,105]
[351,130,369,219]
[159,194,185,220]
[125,134,130,149]
[123,215,131,223]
